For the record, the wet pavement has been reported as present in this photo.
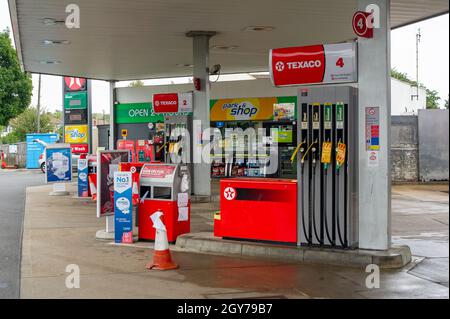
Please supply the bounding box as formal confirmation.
[19,180,449,299]
[392,184,449,291]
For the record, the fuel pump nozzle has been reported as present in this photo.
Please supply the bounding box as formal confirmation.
[290,141,306,163]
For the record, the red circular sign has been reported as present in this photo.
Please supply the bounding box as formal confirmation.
[223,187,236,201]
[352,11,373,38]
[64,77,86,91]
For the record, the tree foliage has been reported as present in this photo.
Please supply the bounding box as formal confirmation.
[426,89,441,109]
[128,80,144,88]
[0,30,33,126]
[7,107,54,142]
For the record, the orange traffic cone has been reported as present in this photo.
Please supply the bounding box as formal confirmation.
[146,211,178,271]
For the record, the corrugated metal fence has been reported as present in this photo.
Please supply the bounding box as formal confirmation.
[0,142,27,168]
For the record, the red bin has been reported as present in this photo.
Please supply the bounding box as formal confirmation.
[220,178,297,244]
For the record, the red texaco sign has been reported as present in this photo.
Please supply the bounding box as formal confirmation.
[64,77,87,91]
[270,43,357,87]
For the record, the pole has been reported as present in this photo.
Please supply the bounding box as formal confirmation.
[87,80,93,154]
[37,73,41,133]
[415,28,421,100]
[108,81,116,150]
[186,30,216,197]
[357,0,391,250]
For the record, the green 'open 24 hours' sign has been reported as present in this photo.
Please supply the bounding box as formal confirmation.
[115,103,164,124]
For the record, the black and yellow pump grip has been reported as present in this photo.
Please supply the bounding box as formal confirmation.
[301,140,317,163]
[290,141,305,163]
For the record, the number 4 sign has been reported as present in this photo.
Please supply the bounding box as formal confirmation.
[353,11,374,38]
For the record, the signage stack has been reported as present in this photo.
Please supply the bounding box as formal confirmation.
[63,77,90,154]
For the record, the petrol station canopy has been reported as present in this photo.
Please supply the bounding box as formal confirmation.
[8,0,449,81]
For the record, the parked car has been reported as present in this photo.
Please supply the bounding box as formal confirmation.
[34,139,80,174]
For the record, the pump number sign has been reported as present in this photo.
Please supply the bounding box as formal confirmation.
[153,93,193,114]
[270,42,357,87]
[353,11,374,39]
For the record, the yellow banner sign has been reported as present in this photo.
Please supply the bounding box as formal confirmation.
[336,142,347,167]
[210,97,277,121]
[65,125,88,144]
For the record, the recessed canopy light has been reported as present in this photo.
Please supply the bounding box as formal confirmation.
[211,45,239,51]
[39,60,61,65]
[176,63,193,68]
[43,40,70,45]
[42,18,65,26]
[244,26,275,32]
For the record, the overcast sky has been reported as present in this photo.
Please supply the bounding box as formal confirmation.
[0,1,448,114]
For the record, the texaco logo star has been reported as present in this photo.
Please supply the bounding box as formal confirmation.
[223,187,236,201]
[65,77,86,91]
[275,61,285,72]
[130,166,136,174]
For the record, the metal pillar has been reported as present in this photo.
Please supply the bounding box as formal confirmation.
[109,81,116,150]
[187,31,216,197]
[87,79,93,154]
[357,0,391,250]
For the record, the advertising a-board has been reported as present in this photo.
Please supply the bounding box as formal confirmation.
[45,144,72,183]
[96,151,130,217]
[77,158,89,197]
[114,171,133,243]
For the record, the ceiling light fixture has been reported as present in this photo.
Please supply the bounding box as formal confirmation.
[39,60,61,65]
[176,63,193,68]
[211,45,239,51]
[244,26,275,32]
[43,40,70,45]
[42,18,65,26]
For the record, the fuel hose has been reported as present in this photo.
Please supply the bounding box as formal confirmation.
[323,165,334,245]
[311,158,323,245]
[336,168,345,247]
[300,162,311,244]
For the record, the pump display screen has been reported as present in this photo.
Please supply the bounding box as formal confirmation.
[64,109,87,124]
